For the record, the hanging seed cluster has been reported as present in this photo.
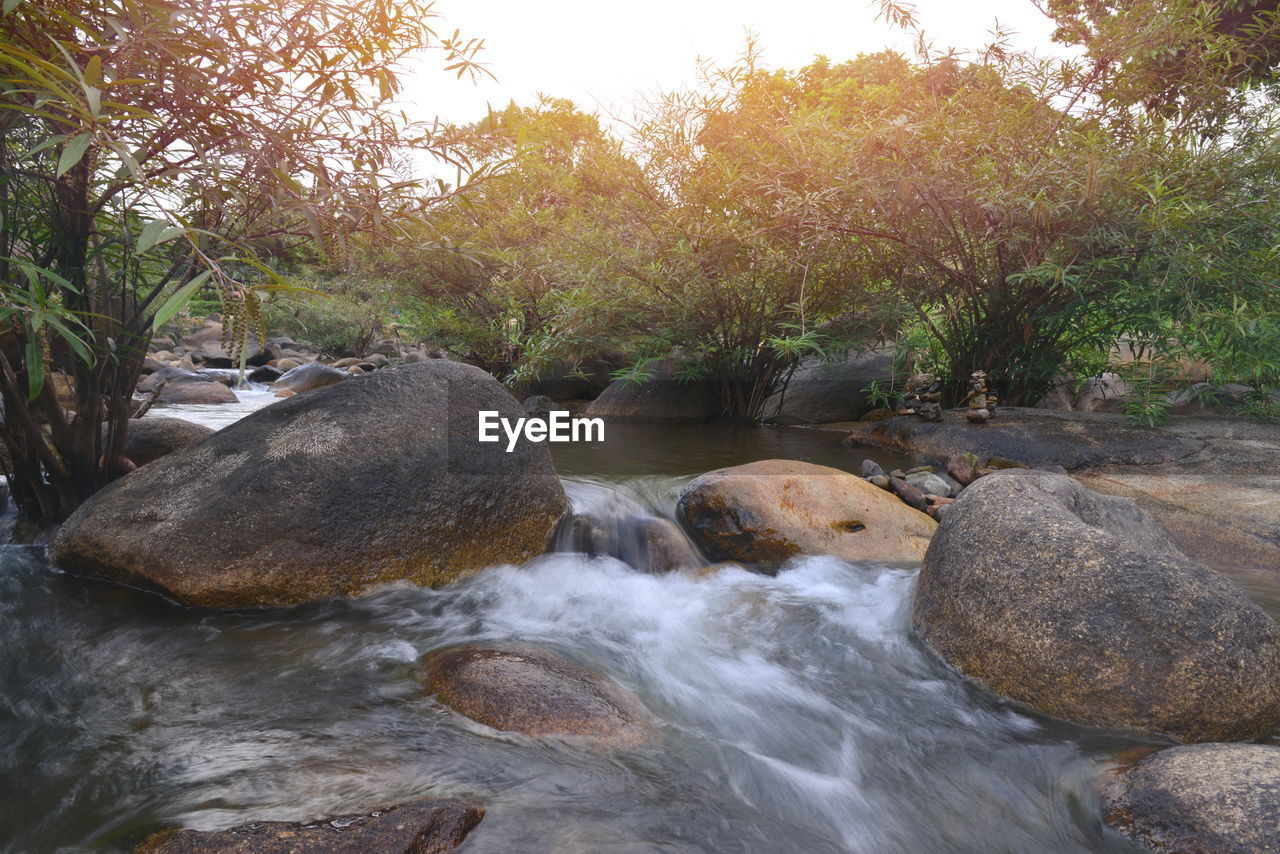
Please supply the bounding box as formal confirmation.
[219,285,266,366]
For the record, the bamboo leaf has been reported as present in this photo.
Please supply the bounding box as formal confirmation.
[135,219,185,253]
[56,132,92,176]
[151,270,212,330]
[24,335,43,401]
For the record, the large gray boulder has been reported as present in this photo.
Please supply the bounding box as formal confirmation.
[1098,744,1280,853]
[762,350,894,424]
[914,471,1280,742]
[52,361,568,608]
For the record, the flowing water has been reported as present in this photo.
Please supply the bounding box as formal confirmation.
[0,388,1240,853]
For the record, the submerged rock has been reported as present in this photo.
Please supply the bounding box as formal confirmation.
[561,513,705,573]
[422,646,650,746]
[1098,744,1280,853]
[914,471,1280,742]
[135,798,484,853]
[676,460,936,565]
[116,418,214,467]
[52,361,568,608]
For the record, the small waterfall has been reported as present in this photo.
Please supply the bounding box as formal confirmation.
[554,476,708,574]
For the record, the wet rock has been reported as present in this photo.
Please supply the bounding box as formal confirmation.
[860,459,884,478]
[634,517,706,573]
[889,476,928,511]
[422,646,650,745]
[270,363,348,395]
[760,350,895,424]
[247,365,282,384]
[1098,744,1280,854]
[138,366,218,393]
[586,362,721,423]
[114,418,214,467]
[915,472,1280,742]
[135,798,484,853]
[843,408,1203,471]
[676,460,935,566]
[560,514,704,573]
[156,381,237,406]
[52,361,568,608]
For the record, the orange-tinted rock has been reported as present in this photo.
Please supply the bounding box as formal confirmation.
[676,460,935,566]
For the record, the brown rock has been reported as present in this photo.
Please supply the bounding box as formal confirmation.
[135,798,484,854]
[889,476,928,511]
[1098,744,1280,854]
[676,460,935,566]
[422,646,650,745]
[276,358,301,371]
[157,382,237,405]
[946,454,980,486]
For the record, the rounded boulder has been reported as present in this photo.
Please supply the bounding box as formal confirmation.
[675,459,936,565]
[914,471,1280,742]
[52,361,568,608]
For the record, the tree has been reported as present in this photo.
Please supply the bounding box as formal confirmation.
[0,0,483,519]
[1035,0,1280,125]
[399,98,653,383]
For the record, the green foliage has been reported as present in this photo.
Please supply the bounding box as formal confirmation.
[264,278,398,358]
[0,0,483,518]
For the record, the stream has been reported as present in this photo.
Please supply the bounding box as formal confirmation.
[0,388,1220,853]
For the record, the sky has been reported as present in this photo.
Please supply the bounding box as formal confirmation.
[409,0,1068,126]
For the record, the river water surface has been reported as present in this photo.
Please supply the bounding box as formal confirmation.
[0,389,1227,853]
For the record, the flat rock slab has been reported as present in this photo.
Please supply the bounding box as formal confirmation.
[1081,471,1280,573]
[840,408,1204,470]
[1099,744,1280,853]
[136,798,484,853]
